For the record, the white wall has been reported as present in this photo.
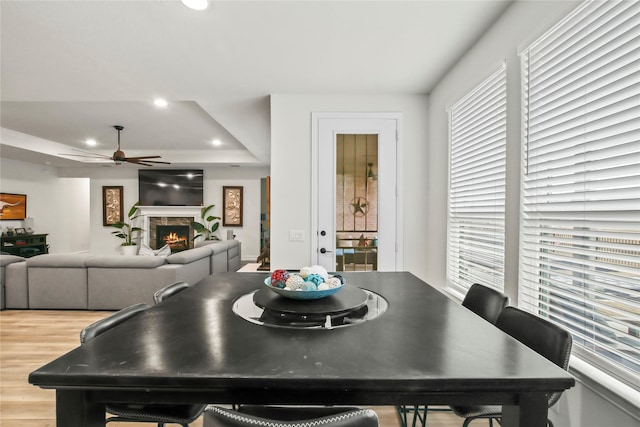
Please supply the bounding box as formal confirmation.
[270,94,429,272]
[0,158,90,254]
[426,1,638,426]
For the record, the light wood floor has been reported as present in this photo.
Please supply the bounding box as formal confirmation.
[0,309,464,427]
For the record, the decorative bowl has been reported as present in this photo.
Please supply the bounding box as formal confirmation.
[264,277,344,300]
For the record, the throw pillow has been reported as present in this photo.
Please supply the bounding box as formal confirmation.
[138,244,155,257]
[155,244,171,257]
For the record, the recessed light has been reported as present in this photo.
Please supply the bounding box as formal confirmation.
[86,139,97,146]
[181,0,208,11]
[212,139,222,146]
[154,98,168,108]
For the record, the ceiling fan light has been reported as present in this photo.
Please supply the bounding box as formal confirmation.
[181,0,208,11]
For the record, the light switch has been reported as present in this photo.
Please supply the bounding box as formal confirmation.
[289,230,304,241]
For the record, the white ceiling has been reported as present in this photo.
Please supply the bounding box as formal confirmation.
[0,0,511,169]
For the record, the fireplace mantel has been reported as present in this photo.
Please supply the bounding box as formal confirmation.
[138,206,203,217]
[138,206,202,247]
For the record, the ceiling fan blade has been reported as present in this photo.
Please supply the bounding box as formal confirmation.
[61,149,112,159]
[125,158,171,166]
[124,155,163,160]
[127,159,172,165]
[60,153,108,160]
[125,159,154,166]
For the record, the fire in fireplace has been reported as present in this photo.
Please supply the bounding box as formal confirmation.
[156,225,190,253]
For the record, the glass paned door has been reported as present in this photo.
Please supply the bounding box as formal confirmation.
[335,134,378,271]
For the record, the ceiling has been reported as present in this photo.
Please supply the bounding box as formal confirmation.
[0,0,511,169]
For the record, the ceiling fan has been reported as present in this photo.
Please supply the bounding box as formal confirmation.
[64,125,171,167]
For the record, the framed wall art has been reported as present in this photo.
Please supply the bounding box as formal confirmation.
[0,193,27,220]
[102,186,124,226]
[223,186,243,227]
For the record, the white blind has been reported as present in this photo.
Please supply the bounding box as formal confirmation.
[447,64,506,295]
[520,0,640,388]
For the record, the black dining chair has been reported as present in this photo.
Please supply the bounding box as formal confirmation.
[154,281,191,304]
[80,303,208,427]
[450,306,573,427]
[461,283,510,324]
[203,405,379,427]
[396,283,509,427]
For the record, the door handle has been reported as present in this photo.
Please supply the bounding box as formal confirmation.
[320,248,333,254]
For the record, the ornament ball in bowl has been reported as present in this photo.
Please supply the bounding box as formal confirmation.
[265,266,345,300]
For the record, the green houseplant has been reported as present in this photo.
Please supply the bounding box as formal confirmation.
[191,204,221,241]
[111,201,143,248]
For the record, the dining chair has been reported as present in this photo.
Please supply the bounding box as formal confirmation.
[396,283,509,427]
[80,303,208,427]
[450,306,573,427]
[461,283,510,324]
[203,405,379,427]
[154,281,191,304]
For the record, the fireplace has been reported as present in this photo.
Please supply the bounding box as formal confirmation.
[147,215,195,252]
[137,206,201,250]
[156,225,190,253]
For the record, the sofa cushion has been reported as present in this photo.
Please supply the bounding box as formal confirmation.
[27,254,90,309]
[88,264,184,309]
[0,254,26,267]
[207,242,228,255]
[29,267,88,309]
[194,239,223,248]
[225,240,241,272]
[86,255,167,268]
[225,240,241,258]
[166,246,212,264]
[5,262,28,308]
[26,253,90,268]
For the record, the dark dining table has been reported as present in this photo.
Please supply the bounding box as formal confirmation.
[29,272,574,427]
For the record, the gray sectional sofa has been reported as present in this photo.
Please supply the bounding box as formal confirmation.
[0,240,241,310]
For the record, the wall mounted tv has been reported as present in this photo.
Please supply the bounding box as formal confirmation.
[138,169,204,206]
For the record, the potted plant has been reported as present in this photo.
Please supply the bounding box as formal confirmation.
[111,201,143,255]
[191,204,221,242]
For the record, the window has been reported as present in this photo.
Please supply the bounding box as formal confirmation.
[520,0,640,388]
[447,64,507,295]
